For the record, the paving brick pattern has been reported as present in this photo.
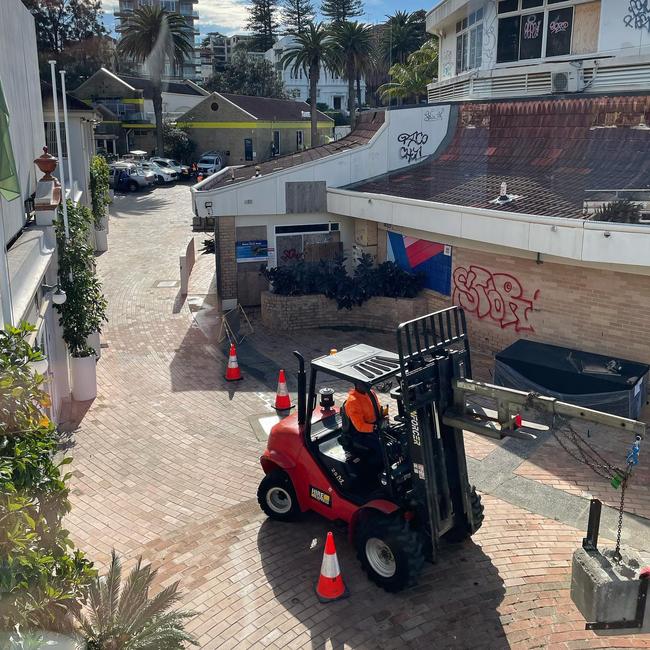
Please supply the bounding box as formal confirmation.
[64,186,650,648]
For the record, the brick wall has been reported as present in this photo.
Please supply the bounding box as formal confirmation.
[449,248,650,365]
[261,291,430,331]
[215,216,236,301]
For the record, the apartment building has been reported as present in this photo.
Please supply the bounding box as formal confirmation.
[265,36,367,110]
[114,0,201,80]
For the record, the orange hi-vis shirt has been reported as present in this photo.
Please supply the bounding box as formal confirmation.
[346,388,379,434]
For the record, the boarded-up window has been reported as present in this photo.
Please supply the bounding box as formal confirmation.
[572,1,600,55]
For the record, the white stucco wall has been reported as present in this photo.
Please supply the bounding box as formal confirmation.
[432,0,650,84]
[0,0,45,242]
[193,105,453,218]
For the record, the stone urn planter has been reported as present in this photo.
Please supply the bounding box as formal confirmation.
[86,331,101,359]
[94,227,108,252]
[70,354,97,401]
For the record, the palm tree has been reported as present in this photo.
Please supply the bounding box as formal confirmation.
[117,6,193,156]
[382,10,427,66]
[330,21,373,130]
[75,550,197,649]
[281,22,337,147]
[379,39,438,105]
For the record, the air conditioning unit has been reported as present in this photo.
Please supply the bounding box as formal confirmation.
[551,68,584,93]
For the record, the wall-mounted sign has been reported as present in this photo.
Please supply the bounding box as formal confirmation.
[236,239,268,262]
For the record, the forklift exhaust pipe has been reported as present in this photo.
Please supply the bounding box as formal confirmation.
[293,351,307,425]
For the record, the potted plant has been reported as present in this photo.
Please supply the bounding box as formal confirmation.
[89,155,111,253]
[55,201,108,401]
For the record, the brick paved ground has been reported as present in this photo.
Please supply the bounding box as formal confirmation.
[63,186,650,648]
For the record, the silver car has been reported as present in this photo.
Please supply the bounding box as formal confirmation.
[109,162,155,192]
[150,157,189,177]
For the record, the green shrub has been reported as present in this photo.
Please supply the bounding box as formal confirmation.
[262,254,425,310]
[54,201,108,356]
[89,155,110,231]
[592,200,642,224]
[0,324,95,633]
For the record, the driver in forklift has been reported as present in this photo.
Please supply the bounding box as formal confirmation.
[345,382,384,459]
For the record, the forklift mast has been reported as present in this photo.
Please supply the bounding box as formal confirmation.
[393,306,645,561]
[396,307,476,558]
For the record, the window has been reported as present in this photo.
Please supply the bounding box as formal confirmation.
[496,0,576,64]
[333,96,342,110]
[456,8,484,74]
[44,122,66,157]
[272,130,280,156]
[296,130,304,149]
[244,138,253,161]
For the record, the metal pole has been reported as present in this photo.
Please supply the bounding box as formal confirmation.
[48,61,69,239]
[59,71,74,195]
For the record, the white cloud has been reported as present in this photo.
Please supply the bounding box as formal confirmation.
[196,0,250,34]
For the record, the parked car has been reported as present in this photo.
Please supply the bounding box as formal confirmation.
[109,162,155,192]
[150,157,189,177]
[140,161,177,184]
[196,151,224,177]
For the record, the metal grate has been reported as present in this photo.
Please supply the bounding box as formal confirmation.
[352,355,401,380]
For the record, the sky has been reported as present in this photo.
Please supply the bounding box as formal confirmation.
[101,0,430,37]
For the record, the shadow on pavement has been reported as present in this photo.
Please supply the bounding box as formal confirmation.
[256,516,507,649]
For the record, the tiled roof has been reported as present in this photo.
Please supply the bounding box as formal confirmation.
[217,93,331,122]
[199,110,385,191]
[118,75,205,98]
[348,95,650,219]
[41,81,94,112]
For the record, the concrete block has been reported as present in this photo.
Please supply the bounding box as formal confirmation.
[571,546,650,633]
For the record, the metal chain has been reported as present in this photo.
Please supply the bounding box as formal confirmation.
[549,413,625,481]
[613,475,628,562]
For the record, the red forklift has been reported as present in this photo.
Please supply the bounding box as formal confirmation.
[257,307,645,592]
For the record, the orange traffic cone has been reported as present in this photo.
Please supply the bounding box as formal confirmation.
[225,343,243,381]
[274,369,293,412]
[316,531,349,603]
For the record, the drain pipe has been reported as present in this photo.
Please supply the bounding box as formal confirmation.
[59,71,74,198]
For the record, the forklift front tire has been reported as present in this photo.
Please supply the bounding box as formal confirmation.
[257,470,301,522]
[355,513,425,592]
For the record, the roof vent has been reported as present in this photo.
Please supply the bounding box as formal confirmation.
[491,182,521,206]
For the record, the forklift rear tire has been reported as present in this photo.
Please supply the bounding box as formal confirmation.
[257,470,300,522]
[444,487,484,543]
[355,513,425,592]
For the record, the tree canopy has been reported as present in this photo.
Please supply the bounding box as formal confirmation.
[320,0,364,24]
[282,0,316,34]
[21,0,110,87]
[206,52,287,98]
[247,0,280,52]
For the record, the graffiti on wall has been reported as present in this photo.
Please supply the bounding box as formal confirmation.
[624,1,650,32]
[452,265,540,332]
[398,131,429,163]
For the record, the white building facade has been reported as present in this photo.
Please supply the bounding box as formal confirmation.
[266,36,367,110]
[0,0,75,422]
[427,0,650,101]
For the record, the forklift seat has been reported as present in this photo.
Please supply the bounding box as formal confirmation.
[339,402,378,458]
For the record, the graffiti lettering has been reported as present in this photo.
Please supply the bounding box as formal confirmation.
[452,265,539,332]
[280,248,303,262]
[523,14,541,39]
[549,18,569,34]
[398,131,429,163]
[424,108,444,122]
[624,0,650,32]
